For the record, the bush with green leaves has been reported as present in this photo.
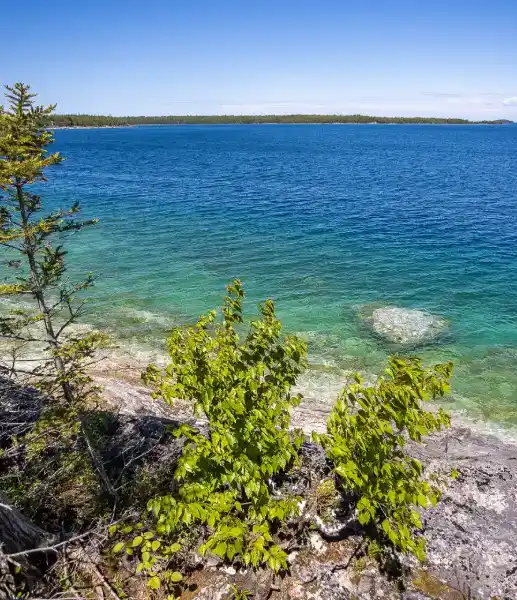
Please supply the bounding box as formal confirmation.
[109,521,184,595]
[314,357,454,560]
[140,280,308,575]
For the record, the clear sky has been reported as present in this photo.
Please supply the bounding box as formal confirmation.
[3,0,516,119]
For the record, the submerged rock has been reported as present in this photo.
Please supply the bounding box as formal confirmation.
[367,306,448,346]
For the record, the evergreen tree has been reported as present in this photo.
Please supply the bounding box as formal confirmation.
[0,83,114,511]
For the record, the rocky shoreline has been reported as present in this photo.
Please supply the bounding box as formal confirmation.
[95,361,517,600]
[2,302,517,599]
[2,358,516,599]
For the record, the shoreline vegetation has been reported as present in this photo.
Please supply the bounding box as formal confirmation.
[48,113,514,127]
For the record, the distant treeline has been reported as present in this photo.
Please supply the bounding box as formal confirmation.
[48,114,513,127]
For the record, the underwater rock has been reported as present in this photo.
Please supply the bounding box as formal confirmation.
[367,306,448,346]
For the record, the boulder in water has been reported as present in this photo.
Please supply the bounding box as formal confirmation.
[368,306,448,346]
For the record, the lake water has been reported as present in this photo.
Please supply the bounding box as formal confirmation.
[39,124,517,425]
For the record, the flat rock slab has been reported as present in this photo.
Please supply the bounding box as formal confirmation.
[411,426,517,600]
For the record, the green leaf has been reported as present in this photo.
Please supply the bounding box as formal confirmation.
[148,576,161,590]
[227,543,237,561]
[170,572,183,583]
[212,542,227,558]
[357,509,371,525]
[417,494,428,507]
[381,519,391,535]
[112,542,124,553]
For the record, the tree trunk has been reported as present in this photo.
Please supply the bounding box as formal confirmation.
[0,492,52,555]
[0,493,55,598]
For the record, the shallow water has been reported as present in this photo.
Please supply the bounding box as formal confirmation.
[11,124,517,425]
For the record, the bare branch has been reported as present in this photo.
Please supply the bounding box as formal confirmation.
[6,530,94,559]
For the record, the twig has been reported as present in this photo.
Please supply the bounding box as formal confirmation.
[114,438,161,488]
[6,530,93,559]
[62,551,83,599]
[80,419,118,502]
[78,543,121,600]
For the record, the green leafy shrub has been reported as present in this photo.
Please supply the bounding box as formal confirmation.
[142,280,308,572]
[109,522,183,594]
[314,357,453,560]
[228,584,252,599]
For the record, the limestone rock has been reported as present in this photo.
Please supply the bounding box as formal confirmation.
[367,306,448,346]
[410,427,517,600]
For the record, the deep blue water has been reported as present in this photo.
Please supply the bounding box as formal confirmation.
[39,124,517,423]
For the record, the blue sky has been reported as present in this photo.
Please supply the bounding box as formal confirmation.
[3,0,517,118]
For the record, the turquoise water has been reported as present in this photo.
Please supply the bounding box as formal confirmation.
[40,124,517,423]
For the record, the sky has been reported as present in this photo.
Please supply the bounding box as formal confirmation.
[2,0,517,119]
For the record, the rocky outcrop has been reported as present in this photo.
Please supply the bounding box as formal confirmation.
[364,306,449,347]
[412,426,517,600]
[179,427,517,600]
[3,373,517,599]
[102,372,517,599]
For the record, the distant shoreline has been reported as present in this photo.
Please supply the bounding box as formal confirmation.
[50,121,513,130]
[50,125,137,130]
[48,114,514,128]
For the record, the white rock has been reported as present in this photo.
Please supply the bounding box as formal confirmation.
[369,306,448,346]
[308,531,327,554]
